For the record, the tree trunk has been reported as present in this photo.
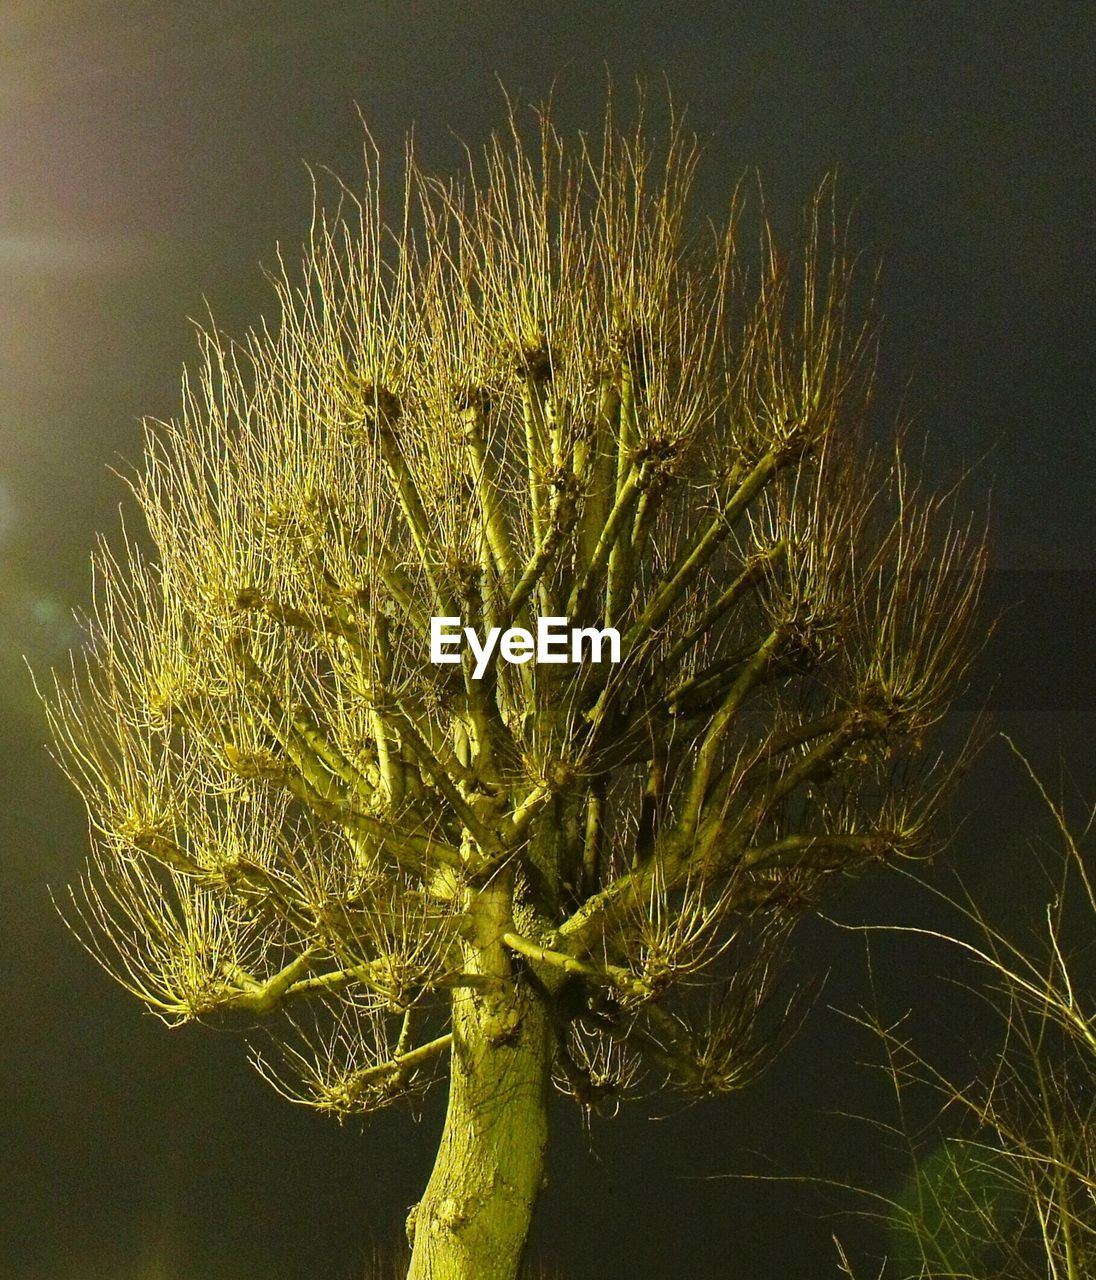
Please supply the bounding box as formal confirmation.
[407,882,553,1280]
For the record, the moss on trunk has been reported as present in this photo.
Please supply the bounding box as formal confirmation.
[407,881,553,1280]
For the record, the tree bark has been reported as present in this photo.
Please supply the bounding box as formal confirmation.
[407,881,553,1280]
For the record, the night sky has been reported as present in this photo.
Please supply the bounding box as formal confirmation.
[1,4,1093,1278]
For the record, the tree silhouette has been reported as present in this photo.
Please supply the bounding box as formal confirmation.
[41,91,985,1279]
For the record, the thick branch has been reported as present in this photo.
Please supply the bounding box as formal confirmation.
[342,1032,453,1101]
[375,420,452,613]
[220,949,318,1013]
[460,402,517,583]
[677,627,785,844]
[621,450,782,651]
[501,930,652,1002]
[736,831,893,872]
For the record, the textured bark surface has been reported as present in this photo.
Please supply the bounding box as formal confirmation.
[407,883,553,1280]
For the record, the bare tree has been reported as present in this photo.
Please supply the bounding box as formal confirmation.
[40,91,985,1280]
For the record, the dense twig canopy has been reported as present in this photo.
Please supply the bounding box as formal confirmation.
[42,91,986,1116]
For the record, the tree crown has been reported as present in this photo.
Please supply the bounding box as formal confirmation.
[43,90,986,1116]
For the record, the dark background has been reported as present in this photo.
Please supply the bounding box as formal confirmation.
[1,4,1092,1277]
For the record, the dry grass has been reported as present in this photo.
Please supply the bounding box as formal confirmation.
[837,737,1096,1278]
